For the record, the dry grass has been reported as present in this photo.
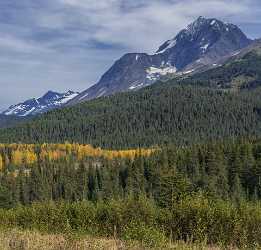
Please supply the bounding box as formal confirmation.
[0,230,124,250]
[0,229,241,250]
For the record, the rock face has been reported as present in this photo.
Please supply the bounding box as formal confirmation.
[3,90,79,116]
[69,16,252,104]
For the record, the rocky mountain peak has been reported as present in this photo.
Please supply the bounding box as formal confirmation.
[156,17,250,55]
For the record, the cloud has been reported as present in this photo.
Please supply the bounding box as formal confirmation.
[0,0,260,110]
[52,0,259,50]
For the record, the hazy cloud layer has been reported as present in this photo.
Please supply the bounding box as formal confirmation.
[0,0,260,110]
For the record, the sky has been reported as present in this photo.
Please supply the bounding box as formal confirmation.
[0,0,261,110]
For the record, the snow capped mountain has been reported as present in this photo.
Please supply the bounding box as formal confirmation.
[155,16,251,70]
[68,17,252,105]
[156,17,240,54]
[3,90,79,117]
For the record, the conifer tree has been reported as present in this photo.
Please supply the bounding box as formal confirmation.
[231,174,244,203]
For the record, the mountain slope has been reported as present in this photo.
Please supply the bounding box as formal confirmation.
[1,82,261,148]
[182,40,261,89]
[69,16,251,104]
[3,90,79,117]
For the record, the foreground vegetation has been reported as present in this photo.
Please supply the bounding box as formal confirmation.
[0,139,261,248]
[0,197,261,249]
[0,229,232,250]
[0,229,126,250]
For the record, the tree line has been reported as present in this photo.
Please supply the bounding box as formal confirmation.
[0,143,155,171]
[1,138,261,208]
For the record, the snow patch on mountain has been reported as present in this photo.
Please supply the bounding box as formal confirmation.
[129,82,144,90]
[210,20,216,26]
[79,93,89,101]
[156,39,177,54]
[182,69,195,75]
[96,88,107,98]
[201,43,210,52]
[146,66,177,81]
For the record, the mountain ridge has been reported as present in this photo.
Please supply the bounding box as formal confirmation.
[3,90,79,117]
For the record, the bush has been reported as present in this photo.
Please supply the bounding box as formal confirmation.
[123,222,167,248]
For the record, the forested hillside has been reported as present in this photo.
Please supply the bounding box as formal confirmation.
[0,84,261,149]
[0,115,26,129]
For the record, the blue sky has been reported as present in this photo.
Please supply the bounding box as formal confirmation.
[0,0,261,110]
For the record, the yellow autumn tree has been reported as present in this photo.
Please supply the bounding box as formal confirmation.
[0,143,157,168]
[24,150,38,165]
[5,155,10,166]
[11,150,24,166]
[65,142,72,154]
[39,149,48,162]
[0,154,3,171]
[77,145,86,160]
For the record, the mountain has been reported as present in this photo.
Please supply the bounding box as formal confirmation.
[2,39,261,148]
[69,16,252,104]
[3,90,79,117]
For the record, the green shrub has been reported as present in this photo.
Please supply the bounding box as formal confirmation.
[123,222,167,248]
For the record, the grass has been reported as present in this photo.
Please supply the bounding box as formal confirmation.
[0,229,243,250]
[0,229,122,250]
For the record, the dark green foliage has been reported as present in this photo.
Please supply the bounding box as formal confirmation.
[0,115,27,129]
[1,85,261,149]
[0,184,14,208]
[1,139,261,206]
